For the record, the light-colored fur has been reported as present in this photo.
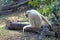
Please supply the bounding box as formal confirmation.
[23,9,52,32]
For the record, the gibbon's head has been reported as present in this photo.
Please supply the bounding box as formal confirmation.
[25,9,37,17]
[25,10,30,18]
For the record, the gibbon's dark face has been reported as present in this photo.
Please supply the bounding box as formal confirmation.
[25,13,28,18]
[25,10,30,18]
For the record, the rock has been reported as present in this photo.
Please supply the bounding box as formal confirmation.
[38,27,55,40]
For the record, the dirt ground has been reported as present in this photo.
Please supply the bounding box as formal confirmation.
[0,12,56,40]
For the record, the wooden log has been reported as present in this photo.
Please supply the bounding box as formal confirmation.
[6,22,29,30]
[0,0,28,11]
[0,0,30,16]
[5,19,29,30]
[0,0,29,16]
[0,10,13,15]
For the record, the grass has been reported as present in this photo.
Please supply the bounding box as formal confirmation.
[0,12,56,40]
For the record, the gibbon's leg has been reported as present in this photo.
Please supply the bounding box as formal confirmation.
[23,24,32,32]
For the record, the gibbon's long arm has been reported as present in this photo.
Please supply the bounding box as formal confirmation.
[41,15,52,27]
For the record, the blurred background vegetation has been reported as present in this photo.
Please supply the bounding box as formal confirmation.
[0,0,60,25]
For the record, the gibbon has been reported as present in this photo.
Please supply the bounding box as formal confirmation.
[23,9,52,32]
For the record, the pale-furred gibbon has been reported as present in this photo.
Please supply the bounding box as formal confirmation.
[23,9,52,32]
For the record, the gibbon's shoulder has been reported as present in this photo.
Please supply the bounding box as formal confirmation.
[30,9,41,16]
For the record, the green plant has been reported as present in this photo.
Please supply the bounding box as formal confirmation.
[37,5,52,16]
[28,0,39,7]
[24,18,29,22]
[28,0,58,16]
